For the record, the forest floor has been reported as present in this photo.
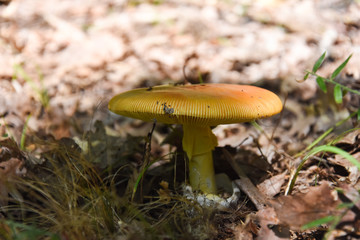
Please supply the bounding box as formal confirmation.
[0,0,360,239]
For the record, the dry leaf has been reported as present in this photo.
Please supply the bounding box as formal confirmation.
[257,172,287,198]
[327,129,360,184]
[157,180,171,204]
[0,157,26,206]
[253,207,289,240]
[233,222,254,240]
[271,182,339,230]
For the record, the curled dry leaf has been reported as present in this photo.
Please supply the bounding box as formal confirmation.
[271,182,339,230]
[327,129,360,184]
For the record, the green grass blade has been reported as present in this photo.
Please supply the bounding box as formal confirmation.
[20,115,31,151]
[286,145,360,195]
[301,215,336,230]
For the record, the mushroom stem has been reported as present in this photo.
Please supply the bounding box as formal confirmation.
[188,151,216,194]
[182,125,218,194]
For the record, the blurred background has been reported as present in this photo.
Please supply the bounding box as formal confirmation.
[0,0,359,146]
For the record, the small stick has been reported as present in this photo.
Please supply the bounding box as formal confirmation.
[222,148,267,210]
[132,120,157,201]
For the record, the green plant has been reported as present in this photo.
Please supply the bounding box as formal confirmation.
[13,64,50,109]
[292,52,360,156]
[287,52,360,238]
[288,52,360,192]
[0,220,60,240]
[303,52,360,117]
[20,115,31,151]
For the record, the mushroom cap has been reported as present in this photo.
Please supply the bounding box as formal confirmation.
[109,84,282,126]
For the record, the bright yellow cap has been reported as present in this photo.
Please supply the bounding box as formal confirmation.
[109,84,282,126]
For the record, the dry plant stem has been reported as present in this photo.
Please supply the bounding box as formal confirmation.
[222,148,267,210]
[182,125,218,194]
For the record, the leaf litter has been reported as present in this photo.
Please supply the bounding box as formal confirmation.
[0,0,360,239]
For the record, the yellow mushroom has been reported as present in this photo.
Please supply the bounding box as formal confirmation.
[109,84,282,194]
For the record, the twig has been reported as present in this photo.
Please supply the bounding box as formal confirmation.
[143,119,157,166]
[132,120,157,201]
[182,53,198,84]
[222,148,267,210]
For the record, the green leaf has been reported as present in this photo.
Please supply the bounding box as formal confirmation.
[330,54,352,80]
[4,220,60,240]
[312,52,326,73]
[357,108,360,121]
[334,84,343,104]
[316,77,327,93]
[301,215,336,230]
[303,72,310,80]
[337,202,355,209]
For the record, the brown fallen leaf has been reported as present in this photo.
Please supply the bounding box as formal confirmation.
[0,138,27,206]
[334,129,360,147]
[327,129,360,184]
[0,138,24,161]
[254,207,290,240]
[271,182,339,230]
[233,220,255,240]
[257,172,287,198]
[332,183,360,236]
[0,157,26,206]
[240,183,339,239]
